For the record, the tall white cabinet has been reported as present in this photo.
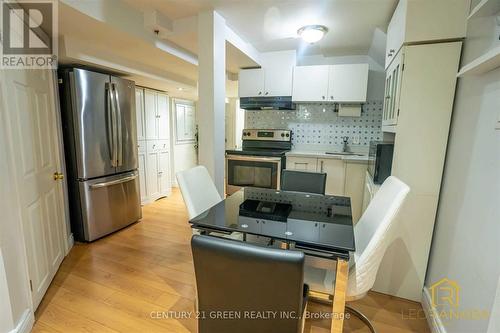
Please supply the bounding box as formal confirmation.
[136,88,171,204]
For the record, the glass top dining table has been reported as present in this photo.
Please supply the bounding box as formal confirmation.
[189,187,356,260]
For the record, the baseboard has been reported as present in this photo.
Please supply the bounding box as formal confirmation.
[9,308,34,333]
[422,287,447,333]
[66,233,74,255]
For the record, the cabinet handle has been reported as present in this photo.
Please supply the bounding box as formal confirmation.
[320,160,324,173]
[265,92,268,95]
[330,96,334,100]
[258,92,262,95]
[322,96,325,100]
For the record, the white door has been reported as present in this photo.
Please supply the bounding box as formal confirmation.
[144,89,158,140]
[239,69,265,97]
[157,93,169,140]
[146,149,160,200]
[135,88,146,141]
[318,159,345,196]
[1,69,66,309]
[158,150,170,196]
[292,66,329,102]
[329,64,369,102]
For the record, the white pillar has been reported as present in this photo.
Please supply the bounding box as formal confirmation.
[197,10,226,195]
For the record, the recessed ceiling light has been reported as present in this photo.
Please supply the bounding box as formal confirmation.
[177,87,184,91]
[297,25,328,43]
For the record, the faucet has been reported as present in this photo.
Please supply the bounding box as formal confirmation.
[342,136,349,153]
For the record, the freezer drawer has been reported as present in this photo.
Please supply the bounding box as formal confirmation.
[79,170,141,241]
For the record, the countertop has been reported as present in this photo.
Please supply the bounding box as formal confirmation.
[286,150,369,162]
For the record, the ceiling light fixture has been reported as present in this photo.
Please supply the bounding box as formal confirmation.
[177,87,184,91]
[297,25,328,43]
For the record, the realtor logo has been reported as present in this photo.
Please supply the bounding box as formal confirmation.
[1,0,58,68]
[430,278,460,308]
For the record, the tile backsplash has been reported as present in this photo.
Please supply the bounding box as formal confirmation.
[245,100,383,148]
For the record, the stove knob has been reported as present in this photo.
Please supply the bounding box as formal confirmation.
[243,132,247,136]
[286,133,290,137]
[247,132,251,136]
[281,133,285,137]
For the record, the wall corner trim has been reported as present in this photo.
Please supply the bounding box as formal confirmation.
[66,233,74,255]
[9,308,34,333]
[422,287,447,333]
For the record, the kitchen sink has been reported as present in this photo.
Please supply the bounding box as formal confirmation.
[325,151,365,156]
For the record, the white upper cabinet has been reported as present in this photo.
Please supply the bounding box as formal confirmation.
[385,0,468,68]
[239,69,265,97]
[328,64,369,102]
[293,64,368,103]
[239,67,294,97]
[144,89,157,140]
[157,92,170,140]
[292,65,329,102]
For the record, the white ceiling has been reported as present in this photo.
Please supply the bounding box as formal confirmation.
[122,0,397,57]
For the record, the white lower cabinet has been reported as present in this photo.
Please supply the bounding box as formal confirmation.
[158,150,171,196]
[137,141,148,203]
[142,141,171,204]
[318,159,345,196]
[286,155,367,223]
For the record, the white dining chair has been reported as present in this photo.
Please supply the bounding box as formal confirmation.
[304,176,409,333]
[176,165,222,220]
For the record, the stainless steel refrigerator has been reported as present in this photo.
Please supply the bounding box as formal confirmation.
[59,68,141,242]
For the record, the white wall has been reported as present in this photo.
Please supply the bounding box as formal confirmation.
[424,67,500,332]
[171,99,198,186]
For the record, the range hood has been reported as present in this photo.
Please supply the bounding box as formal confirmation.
[240,96,296,110]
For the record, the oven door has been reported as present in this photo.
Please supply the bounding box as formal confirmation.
[226,155,282,195]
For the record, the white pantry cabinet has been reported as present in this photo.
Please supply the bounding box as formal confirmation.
[136,87,172,204]
[292,64,368,103]
[385,0,467,68]
[239,67,293,97]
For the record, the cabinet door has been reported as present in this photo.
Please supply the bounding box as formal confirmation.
[158,150,170,196]
[135,88,146,141]
[157,93,170,140]
[383,51,403,127]
[286,157,318,172]
[328,64,369,102]
[292,66,329,102]
[239,69,265,97]
[264,66,293,96]
[385,0,406,68]
[344,162,367,223]
[318,159,345,196]
[146,149,160,200]
[138,149,148,204]
[144,89,158,140]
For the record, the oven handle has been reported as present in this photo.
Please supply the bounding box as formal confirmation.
[225,155,283,163]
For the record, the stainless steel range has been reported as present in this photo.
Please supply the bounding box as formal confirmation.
[225,129,292,195]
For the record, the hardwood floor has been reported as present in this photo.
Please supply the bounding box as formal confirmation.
[33,188,430,333]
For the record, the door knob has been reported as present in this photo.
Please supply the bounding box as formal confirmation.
[53,172,64,180]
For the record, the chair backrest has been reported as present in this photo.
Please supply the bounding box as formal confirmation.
[191,235,305,333]
[281,170,327,195]
[347,176,410,299]
[176,166,222,220]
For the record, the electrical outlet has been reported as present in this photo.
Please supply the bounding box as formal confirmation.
[353,135,360,144]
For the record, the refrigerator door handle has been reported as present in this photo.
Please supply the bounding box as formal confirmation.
[105,82,117,167]
[113,83,123,167]
[89,174,138,189]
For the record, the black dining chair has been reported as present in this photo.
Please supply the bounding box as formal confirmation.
[191,235,309,333]
[281,169,327,195]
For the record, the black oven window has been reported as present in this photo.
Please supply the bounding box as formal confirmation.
[227,160,278,188]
